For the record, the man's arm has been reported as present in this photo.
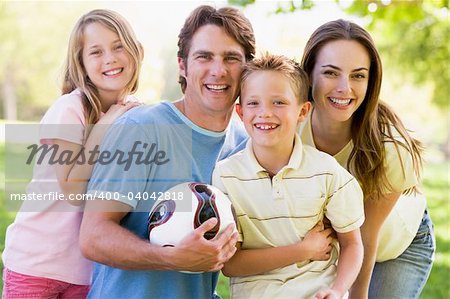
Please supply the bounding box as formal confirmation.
[80,199,239,272]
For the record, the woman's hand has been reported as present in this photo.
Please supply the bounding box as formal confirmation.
[301,222,334,261]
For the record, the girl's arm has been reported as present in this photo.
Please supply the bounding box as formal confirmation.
[55,102,139,205]
[349,192,401,299]
[315,229,363,299]
[222,223,333,277]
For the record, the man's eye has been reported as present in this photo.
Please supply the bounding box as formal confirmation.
[226,56,240,62]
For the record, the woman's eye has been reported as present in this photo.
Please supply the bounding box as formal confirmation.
[324,70,337,76]
[353,73,366,79]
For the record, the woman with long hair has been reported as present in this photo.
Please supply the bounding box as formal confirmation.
[299,19,435,298]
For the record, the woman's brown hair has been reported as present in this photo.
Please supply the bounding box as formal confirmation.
[301,19,423,199]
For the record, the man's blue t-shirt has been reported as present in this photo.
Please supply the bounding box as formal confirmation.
[86,102,247,298]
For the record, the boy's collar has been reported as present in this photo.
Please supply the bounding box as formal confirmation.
[244,134,304,176]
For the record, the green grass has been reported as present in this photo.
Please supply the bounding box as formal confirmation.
[419,162,450,299]
[1,143,449,297]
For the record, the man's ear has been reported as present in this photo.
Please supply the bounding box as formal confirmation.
[298,101,312,123]
[178,57,186,78]
[235,103,244,121]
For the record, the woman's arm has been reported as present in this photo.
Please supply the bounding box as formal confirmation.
[222,223,333,277]
[349,192,401,299]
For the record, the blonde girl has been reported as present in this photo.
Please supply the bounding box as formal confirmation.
[2,9,143,298]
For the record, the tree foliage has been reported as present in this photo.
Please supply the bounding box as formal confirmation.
[231,0,449,109]
[345,0,449,108]
[0,2,91,120]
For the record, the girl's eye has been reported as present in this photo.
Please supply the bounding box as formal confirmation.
[273,100,284,105]
[246,101,258,106]
[115,44,124,51]
[90,50,101,56]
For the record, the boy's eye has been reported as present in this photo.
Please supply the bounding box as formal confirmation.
[273,100,285,105]
[246,101,258,106]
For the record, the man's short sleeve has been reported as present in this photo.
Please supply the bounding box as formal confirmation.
[86,118,156,209]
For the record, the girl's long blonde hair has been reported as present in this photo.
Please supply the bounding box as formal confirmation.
[62,9,143,125]
[301,19,424,199]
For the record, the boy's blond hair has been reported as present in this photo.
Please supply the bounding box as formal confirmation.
[240,52,309,103]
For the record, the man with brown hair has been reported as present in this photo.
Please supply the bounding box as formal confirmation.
[80,5,255,298]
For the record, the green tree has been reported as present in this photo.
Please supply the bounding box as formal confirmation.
[0,2,91,121]
[231,0,449,157]
[344,0,450,157]
[345,0,449,109]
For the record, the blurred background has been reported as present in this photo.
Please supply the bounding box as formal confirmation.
[0,0,448,298]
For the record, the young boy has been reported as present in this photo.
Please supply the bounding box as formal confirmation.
[212,53,364,299]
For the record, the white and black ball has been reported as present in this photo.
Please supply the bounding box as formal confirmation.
[147,182,237,247]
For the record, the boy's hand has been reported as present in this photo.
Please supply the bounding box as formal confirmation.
[302,222,333,261]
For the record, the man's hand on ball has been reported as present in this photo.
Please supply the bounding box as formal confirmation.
[171,218,238,272]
